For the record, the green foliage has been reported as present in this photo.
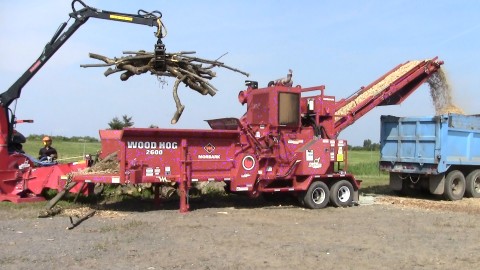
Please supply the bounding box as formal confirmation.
[348,150,379,165]
[349,139,380,151]
[140,188,153,199]
[348,150,381,175]
[41,188,58,199]
[348,161,383,176]
[348,150,388,188]
[108,115,134,130]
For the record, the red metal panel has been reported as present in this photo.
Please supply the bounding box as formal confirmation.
[249,92,270,125]
[99,129,124,159]
[121,128,240,184]
[295,139,332,175]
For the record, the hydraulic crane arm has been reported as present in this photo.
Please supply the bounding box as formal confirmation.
[0,0,166,109]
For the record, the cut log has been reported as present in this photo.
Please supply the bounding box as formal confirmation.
[81,50,249,124]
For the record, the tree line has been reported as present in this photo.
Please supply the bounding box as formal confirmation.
[349,139,380,151]
[25,115,155,142]
[107,115,158,129]
[26,134,99,142]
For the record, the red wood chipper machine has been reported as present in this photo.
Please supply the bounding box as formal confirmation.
[71,58,444,212]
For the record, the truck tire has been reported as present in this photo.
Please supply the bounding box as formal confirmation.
[465,170,480,198]
[303,181,329,209]
[443,170,466,201]
[329,180,354,207]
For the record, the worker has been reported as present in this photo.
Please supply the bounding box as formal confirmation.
[38,136,58,162]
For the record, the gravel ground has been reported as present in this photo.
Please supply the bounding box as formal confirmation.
[1,194,479,270]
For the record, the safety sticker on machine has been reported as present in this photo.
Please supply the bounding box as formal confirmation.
[337,147,344,161]
[308,158,322,169]
[242,155,256,170]
[157,176,170,182]
[306,150,314,161]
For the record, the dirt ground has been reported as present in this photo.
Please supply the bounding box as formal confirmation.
[1,192,479,270]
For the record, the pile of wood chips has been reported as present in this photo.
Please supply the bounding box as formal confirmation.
[427,68,465,115]
[63,207,127,218]
[335,59,465,121]
[376,195,480,214]
[335,60,421,120]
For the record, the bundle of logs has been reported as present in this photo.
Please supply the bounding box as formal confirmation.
[81,51,249,124]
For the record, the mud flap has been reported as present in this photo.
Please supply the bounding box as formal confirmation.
[429,174,445,195]
[353,189,359,203]
[389,173,402,191]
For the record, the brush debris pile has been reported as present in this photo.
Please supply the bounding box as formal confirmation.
[71,152,119,176]
[81,51,249,123]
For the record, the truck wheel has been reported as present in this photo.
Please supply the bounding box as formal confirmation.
[303,181,329,209]
[330,180,354,207]
[465,170,480,198]
[443,170,466,201]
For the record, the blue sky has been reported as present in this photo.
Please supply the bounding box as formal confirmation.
[1,0,479,146]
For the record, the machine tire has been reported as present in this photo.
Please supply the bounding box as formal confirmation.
[329,180,354,207]
[443,170,466,201]
[303,181,329,209]
[465,170,480,198]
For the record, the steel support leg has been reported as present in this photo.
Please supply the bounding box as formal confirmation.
[179,180,189,213]
[153,183,161,208]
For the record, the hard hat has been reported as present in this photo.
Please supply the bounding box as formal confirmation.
[42,136,52,141]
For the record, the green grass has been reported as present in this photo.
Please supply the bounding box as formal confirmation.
[348,150,379,165]
[22,139,101,163]
[347,150,389,188]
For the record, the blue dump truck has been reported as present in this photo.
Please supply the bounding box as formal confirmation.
[379,114,480,200]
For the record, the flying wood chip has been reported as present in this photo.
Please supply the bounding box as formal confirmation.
[81,51,249,124]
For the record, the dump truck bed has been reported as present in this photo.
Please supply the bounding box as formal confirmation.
[379,114,480,174]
